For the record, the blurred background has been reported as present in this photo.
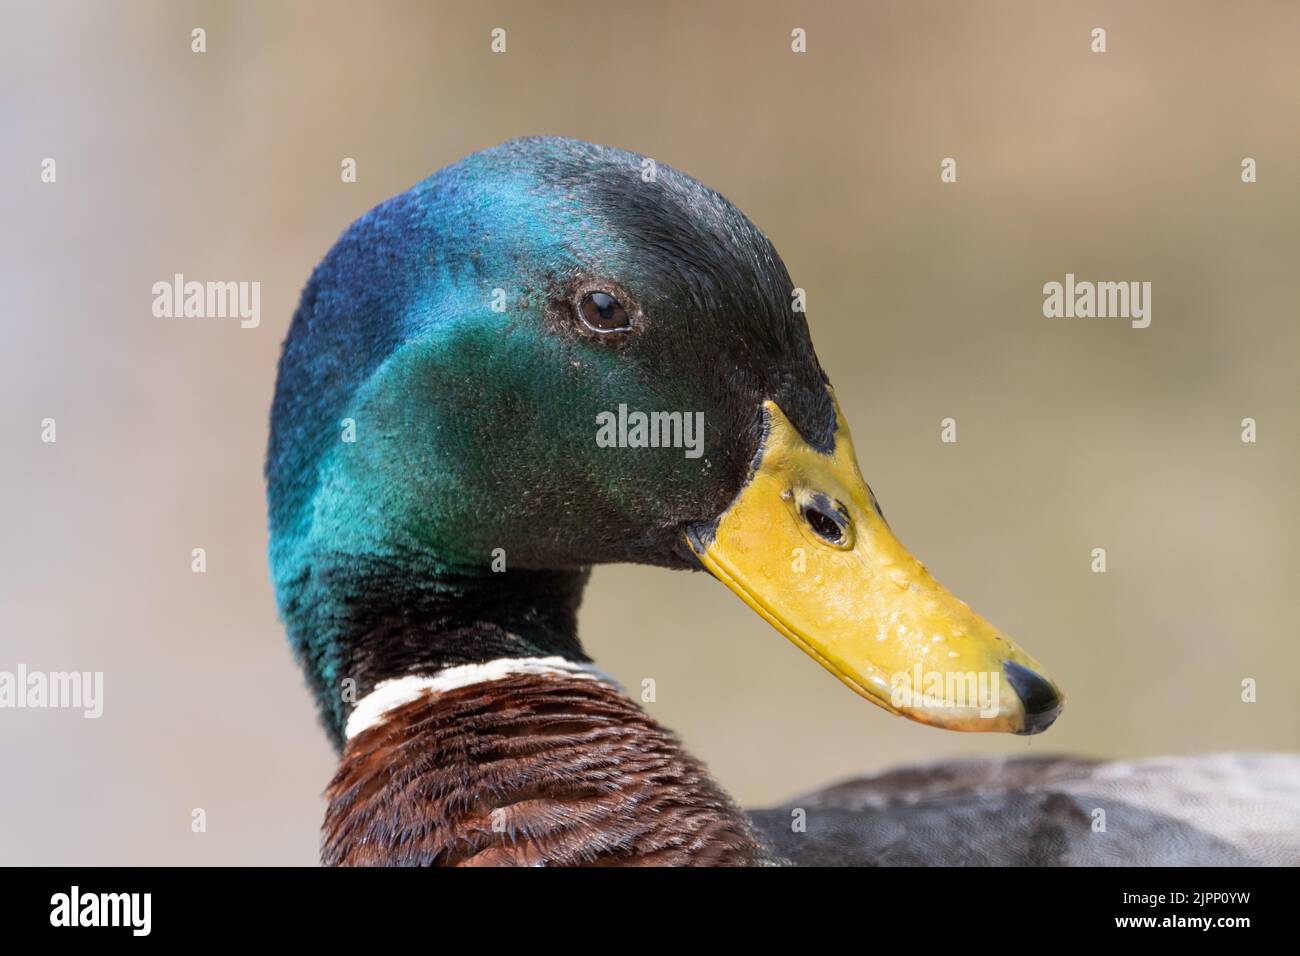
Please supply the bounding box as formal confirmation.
[2,0,1297,864]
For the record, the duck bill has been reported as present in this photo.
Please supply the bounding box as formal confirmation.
[687,396,1063,735]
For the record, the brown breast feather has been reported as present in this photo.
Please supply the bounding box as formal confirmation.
[323,671,767,866]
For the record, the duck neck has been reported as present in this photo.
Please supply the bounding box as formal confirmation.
[311,558,769,866]
[287,554,591,745]
[339,560,593,708]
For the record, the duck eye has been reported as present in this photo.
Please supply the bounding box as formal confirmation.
[578,291,631,332]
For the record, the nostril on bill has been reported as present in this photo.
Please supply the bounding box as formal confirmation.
[1003,661,1063,735]
[797,491,852,548]
[804,506,843,544]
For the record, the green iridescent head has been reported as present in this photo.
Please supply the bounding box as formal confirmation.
[267,137,833,735]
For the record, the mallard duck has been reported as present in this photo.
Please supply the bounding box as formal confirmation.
[267,137,1299,866]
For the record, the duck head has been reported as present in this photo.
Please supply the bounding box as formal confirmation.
[268,137,1062,746]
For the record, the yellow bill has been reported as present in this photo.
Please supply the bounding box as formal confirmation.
[687,395,1063,735]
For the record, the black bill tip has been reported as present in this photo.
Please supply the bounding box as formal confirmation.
[1004,661,1064,735]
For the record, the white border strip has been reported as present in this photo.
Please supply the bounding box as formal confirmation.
[344,655,620,739]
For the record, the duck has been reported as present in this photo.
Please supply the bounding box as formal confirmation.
[266,136,1300,866]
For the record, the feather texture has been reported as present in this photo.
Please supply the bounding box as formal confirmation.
[324,671,768,866]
